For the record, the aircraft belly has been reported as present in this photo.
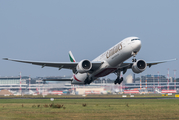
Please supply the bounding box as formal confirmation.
[94,68,117,77]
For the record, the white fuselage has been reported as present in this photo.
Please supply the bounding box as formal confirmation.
[72,37,141,84]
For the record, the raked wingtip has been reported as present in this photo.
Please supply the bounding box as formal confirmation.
[3,58,9,60]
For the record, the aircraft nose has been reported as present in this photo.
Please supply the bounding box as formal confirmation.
[137,40,141,50]
[132,40,141,52]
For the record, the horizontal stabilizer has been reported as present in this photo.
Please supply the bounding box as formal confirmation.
[43,78,73,81]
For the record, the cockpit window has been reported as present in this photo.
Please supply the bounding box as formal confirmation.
[131,39,140,41]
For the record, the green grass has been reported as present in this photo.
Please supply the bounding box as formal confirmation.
[0,99,179,120]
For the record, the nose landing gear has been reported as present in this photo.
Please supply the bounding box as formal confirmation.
[132,58,137,62]
[132,51,137,62]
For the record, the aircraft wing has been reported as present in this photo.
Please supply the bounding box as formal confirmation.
[117,58,177,74]
[43,78,73,81]
[3,58,78,70]
[3,58,103,71]
[146,59,177,67]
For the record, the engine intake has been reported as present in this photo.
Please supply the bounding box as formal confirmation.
[132,60,147,73]
[76,60,92,73]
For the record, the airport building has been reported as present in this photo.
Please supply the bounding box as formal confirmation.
[0,76,30,91]
[135,74,173,83]
[0,74,178,95]
[0,76,29,84]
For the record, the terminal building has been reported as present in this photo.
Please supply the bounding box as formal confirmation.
[0,76,29,84]
[125,74,179,93]
[0,76,30,91]
[0,74,178,95]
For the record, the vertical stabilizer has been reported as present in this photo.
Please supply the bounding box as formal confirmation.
[69,51,76,62]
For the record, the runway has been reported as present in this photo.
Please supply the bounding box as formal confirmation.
[0,97,178,99]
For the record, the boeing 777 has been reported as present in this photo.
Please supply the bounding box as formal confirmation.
[3,37,176,85]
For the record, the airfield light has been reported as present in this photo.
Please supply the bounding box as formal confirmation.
[29,76,31,93]
[120,74,123,94]
[174,70,177,90]
[167,69,170,91]
[158,72,159,87]
[50,98,54,101]
[140,74,142,90]
[145,78,147,91]
[20,72,21,96]
[153,75,155,93]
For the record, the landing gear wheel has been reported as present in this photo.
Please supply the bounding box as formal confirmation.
[114,81,117,85]
[114,77,123,85]
[132,58,137,62]
[118,77,123,84]
[114,76,119,85]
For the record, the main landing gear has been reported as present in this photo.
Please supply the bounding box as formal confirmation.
[114,71,123,85]
[84,77,92,85]
[114,76,123,85]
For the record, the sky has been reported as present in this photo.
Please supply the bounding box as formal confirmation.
[0,1,178,79]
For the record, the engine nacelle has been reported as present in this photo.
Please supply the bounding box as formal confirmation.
[76,59,92,73]
[132,60,147,74]
[72,73,88,84]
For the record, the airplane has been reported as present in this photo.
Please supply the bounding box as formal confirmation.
[3,37,177,85]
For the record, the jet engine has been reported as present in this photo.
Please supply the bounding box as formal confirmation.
[132,60,147,73]
[71,73,88,84]
[76,60,92,73]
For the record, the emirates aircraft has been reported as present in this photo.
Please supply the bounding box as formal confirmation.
[3,37,176,85]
